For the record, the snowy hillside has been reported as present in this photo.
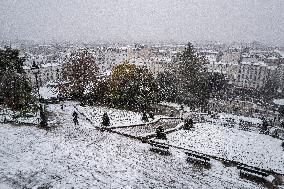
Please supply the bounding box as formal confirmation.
[165,123,284,174]
[0,103,276,189]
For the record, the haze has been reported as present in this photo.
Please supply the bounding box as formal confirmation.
[0,0,283,44]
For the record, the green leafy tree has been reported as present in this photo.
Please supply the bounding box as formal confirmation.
[206,72,228,99]
[261,76,279,98]
[0,47,34,111]
[0,46,25,73]
[174,42,209,108]
[0,73,33,111]
[156,71,178,102]
[90,79,109,105]
[107,60,160,110]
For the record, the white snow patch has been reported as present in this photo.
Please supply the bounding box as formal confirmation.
[218,113,262,125]
[39,86,58,99]
[273,99,284,106]
[166,123,284,173]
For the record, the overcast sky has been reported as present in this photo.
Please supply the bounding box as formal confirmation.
[0,0,283,45]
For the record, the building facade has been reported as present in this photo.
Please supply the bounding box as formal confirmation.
[24,62,63,88]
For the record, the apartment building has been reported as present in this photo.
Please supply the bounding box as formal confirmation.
[24,61,63,88]
[233,62,277,89]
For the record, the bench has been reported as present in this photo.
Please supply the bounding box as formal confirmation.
[148,141,169,150]
[237,165,270,180]
[185,151,211,167]
[148,140,170,155]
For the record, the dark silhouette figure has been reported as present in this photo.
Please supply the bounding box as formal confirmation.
[262,119,268,131]
[102,112,110,126]
[73,111,79,125]
[61,102,64,110]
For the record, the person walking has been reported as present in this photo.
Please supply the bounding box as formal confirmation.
[72,111,79,125]
[60,101,64,110]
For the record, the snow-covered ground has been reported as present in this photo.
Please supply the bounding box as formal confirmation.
[274,99,284,106]
[39,86,58,100]
[0,107,39,125]
[0,108,269,188]
[160,101,191,112]
[217,113,262,125]
[75,103,163,127]
[114,119,183,137]
[165,123,284,174]
[0,103,282,188]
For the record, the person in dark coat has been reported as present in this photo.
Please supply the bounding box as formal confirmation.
[72,111,79,125]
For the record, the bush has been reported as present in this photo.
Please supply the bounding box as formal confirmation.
[149,111,154,119]
[156,126,167,140]
[142,112,148,122]
[262,119,269,131]
[184,118,193,130]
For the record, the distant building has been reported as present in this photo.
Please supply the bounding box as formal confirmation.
[102,47,129,71]
[206,49,284,90]
[265,56,280,65]
[129,57,171,76]
[220,52,241,64]
[233,61,277,89]
[205,61,239,82]
[24,61,63,88]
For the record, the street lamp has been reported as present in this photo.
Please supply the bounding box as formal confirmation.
[31,61,40,98]
[31,61,47,127]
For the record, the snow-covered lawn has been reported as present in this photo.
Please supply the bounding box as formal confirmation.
[114,119,183,137]
[217,113,262,125]
[39,86,58,100]
[166,123,284,174]
[0,125,269,188]
[274,99,284,106]
[0,102,273,188]
[0,107,39,125]
[75,103,163,127]
[160,101,192,112]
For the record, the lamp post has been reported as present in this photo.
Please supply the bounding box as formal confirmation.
[32,62,47,127]
[32,61,40,99]
[34,70,40,99]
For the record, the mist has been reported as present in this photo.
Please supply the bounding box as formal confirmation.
[0,0,283,44]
